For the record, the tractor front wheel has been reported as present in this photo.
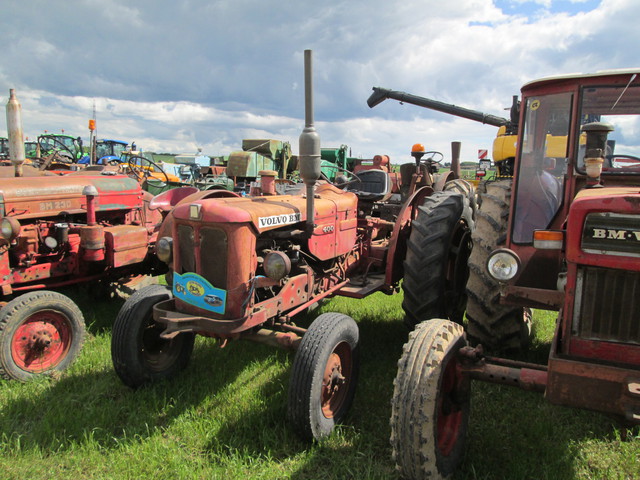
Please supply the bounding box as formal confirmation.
[391,319,470,480]
[0,291,86,381]
[287,312,360,441]
[111,284,195,388]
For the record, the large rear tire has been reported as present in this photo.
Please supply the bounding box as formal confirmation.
[443,178,477,215]
[0,291,86,381]
[391,319,470,480]
[402,191,474,329]
[111,284,195,388]
[287,312,359,441]
[465,180,532,351]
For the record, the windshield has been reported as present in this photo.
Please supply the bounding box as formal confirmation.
[97,141,127,159]
[39,135,79,155]
[578,83,640,171]
[512,92,572,243]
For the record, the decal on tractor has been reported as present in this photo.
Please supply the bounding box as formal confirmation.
[258,212,301,229]
[582,212,640,255]
[173,272,227,314]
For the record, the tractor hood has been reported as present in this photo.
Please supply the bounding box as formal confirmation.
[173,183,357,233]
[566,187,640,266]
[0,173,144,220]
[171,183,359,260]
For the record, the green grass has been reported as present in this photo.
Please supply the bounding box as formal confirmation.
[0,288,638,479]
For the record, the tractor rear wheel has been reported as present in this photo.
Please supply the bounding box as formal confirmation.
[443,178,477,215]
[111,284,195,388]
[0,291,86,381]
[465,180,532,351]
[287,312,359,441]
[402,191,474,329]
[391,319,470,480]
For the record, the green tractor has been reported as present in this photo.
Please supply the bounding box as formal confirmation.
[34,133,88,169]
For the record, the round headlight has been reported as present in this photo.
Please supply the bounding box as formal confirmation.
[1,217,20,241]
[263,251,291,281]
[487,248,520,282]
[156,236,173,263]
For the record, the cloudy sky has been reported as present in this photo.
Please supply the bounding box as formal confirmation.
[1,0,637,165]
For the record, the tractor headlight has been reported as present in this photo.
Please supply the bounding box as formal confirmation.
[1,217,20,242]
[263,251,291,281]
[156,236,173,263]
[487,248,520,282]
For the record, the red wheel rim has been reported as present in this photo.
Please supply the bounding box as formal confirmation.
[11,310,73,373]
[436,356,464,456]
[321,341,352,418]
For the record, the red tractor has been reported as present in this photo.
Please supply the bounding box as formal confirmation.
[387,70,640,479]
[0,89,186,381]
[110,51,475,440]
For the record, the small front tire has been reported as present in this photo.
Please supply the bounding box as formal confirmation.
[287,312,360,441]
[111,284,195,389]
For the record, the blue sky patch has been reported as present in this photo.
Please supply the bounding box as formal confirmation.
[496,0,602,16]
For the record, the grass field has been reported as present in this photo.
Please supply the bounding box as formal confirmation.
[0,285,638,480]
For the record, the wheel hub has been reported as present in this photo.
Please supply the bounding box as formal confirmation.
[27,329,54,352]
[321,346,351,418]
[11,312,71,372]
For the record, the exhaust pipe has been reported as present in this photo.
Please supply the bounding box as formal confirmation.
[451,141,461,179]
[298,49,321,236]
[6,89,26,177]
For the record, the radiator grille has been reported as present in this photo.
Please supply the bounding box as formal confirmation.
[199,227,227,288]
[177,225,195,273]
[575,266,640,344]
[176,224,228,289]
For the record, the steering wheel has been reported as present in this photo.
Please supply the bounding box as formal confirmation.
[422,151,444,163]
[125,155,169,186]
[47,137,77,163]
[608,154,640,168]
[318,163,361,188]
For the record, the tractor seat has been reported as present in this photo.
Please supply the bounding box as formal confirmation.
[346,169,392,201]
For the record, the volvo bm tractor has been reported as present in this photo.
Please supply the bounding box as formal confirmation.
[110,50,475,440]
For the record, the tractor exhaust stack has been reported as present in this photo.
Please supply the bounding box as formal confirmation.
[298,49,321,235]
[6,89,26,177]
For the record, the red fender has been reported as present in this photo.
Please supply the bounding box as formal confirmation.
[384,185,435,287]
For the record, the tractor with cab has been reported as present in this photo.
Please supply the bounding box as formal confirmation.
[386,70,640,479]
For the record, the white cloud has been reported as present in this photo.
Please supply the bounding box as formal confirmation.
[1,0,637,164]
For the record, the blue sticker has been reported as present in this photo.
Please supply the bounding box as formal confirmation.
[173,272,227,314]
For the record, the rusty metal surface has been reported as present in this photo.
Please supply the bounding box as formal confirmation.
[459,345,548,392]
[384,185,434,286]
[104,225,149,268]
[154,298,268,337]
[547,349,640,422]
[0,174,142,220]
[501,284,564,310]
[241,328,301,350]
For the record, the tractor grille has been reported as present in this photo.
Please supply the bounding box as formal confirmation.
[199,227,227,288]
[177,225,195,273]
[575,266,640,344]
[176,224,228,289]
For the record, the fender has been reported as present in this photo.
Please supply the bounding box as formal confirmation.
[384,185,435,287]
